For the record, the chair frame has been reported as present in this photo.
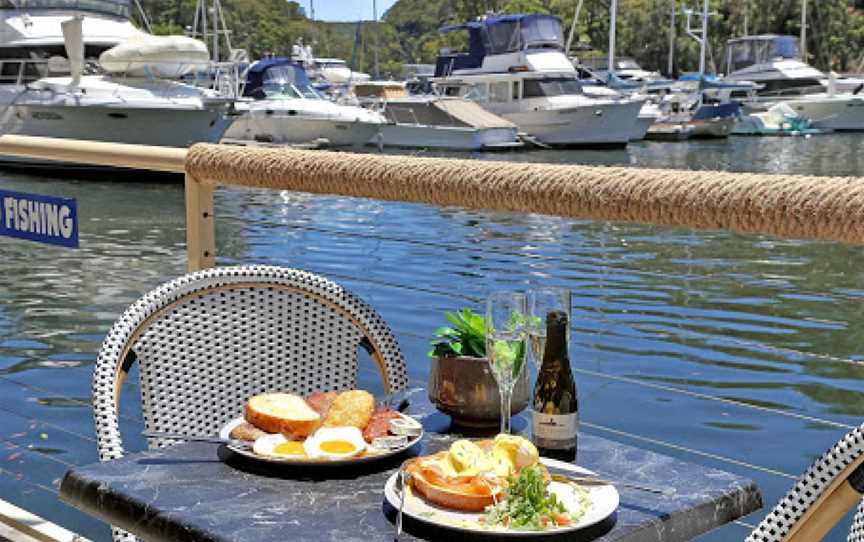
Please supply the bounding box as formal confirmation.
[92,265,409,463]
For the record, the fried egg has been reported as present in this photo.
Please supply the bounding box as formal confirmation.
[303,426,367,459]
[252,433,307,458]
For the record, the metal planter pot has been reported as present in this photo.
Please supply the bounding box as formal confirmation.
[428,355,530,427]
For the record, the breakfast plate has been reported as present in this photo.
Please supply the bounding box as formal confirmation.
[219,412,423,466]
[383,457,619,536]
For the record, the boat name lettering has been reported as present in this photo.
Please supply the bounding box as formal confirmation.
[31,111,63,120]
[0,189,78,248]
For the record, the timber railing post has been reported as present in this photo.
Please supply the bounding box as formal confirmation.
[184,173,215,272]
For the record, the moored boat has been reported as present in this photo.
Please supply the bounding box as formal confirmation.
[223,58,384,147]
[431,14,642,148]
[351,81,522,151]
[0,1,236,169]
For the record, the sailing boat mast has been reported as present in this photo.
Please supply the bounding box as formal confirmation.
[372,0,380,79]
[800,0,808,61]
[564,0,583,55]
[608,0,617,73]
[684,0,711,76]
[667,0,675,76]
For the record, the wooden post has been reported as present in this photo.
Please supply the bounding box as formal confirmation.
[185,173,216,272]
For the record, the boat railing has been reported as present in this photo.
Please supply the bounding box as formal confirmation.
[0,57,244,98]
[0,58,75,86]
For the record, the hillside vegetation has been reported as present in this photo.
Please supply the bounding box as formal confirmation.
[139,0,864,77]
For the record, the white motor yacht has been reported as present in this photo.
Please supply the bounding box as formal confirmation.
[432,14,642,148]
[223,58,384,147]
[351,81,522,150]
[723,35,864,132]
[0,0,235,169]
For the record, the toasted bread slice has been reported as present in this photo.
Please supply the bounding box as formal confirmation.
[245,393,321,437]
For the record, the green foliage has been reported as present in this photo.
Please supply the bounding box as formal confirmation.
[429,308,487,358]
[137,0,864,77]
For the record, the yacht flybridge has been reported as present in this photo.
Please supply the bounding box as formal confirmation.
[723,35,864,132]
[0,0,235,169]
[432,14,642,148]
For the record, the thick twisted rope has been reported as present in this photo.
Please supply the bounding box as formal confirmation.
[186,144,864,245]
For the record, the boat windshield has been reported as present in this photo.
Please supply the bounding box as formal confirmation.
[486,15,564,54]
[261,65,321,99]
[615,58,641,70]
[0,0,131,18]
[727,36,800,73]
[523,77,582,97]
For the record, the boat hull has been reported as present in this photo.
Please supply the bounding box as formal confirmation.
[782,96,864,131]
[630,115,656,141]
[0,102,233,168]
[501,100,641,147]
[225,114,382,147]
[372,124,521,150]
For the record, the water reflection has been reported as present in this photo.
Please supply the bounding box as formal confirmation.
[0,136,863,540]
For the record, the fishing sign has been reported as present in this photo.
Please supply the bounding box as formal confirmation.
[0,189,79,248]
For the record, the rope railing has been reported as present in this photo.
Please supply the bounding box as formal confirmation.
[0,136,862,271]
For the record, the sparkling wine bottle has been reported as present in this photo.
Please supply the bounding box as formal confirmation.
[531,309,578,461]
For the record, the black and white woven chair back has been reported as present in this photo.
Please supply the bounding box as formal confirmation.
[93,264,408,459]
[746,423,864,542]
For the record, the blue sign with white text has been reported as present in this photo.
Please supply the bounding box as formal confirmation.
[0,189,79,248]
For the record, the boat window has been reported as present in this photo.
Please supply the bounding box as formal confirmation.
[520,16,564,50]
[512,80,521,100]
[489,81,510,102]
[523,78,582,97]
[487,21,522,54]
[728,36,800,73]
[0,0,131,18]
[443,86,461,97]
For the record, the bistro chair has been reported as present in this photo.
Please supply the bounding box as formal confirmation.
[746,423,864,541]
[91,265,409,541]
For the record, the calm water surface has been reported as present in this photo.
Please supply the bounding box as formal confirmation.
[1,135,864,541]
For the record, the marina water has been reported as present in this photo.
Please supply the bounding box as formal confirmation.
[1,135,864,540]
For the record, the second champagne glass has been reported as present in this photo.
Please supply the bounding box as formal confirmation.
[527,287,571,368]
[485,291,528,434]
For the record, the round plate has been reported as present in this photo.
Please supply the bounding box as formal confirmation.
[383,458,619,536]
[219,414,423,466]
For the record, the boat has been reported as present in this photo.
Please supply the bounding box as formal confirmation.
[722,35,864,132]
[290,38,370,86]
[223,57,384,147]
[0,0,235,169]
[645,87,739,141]
[732,102,822,136]
[351,81,522,151]
[431,14,642,148]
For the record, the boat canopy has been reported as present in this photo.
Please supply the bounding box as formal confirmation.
[436,14,563,76]
[726,35,800,73]
[243,57,318,99]
[0,0,131,18]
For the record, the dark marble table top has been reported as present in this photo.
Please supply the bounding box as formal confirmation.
[59,398,762,542]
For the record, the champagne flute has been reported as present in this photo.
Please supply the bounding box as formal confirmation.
[485,291,528,434]
[527,287,571,368]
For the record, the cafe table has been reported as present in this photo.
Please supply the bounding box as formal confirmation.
[59,395,763,542]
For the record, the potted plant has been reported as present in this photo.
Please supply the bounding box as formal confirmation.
[427,308,530,427]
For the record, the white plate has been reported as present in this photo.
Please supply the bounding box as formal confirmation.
[383,458,619,536]
[219,414,423,466]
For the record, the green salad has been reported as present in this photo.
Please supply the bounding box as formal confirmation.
[483,465,588,530]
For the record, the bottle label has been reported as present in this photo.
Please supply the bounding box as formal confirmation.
[532,411,577,449]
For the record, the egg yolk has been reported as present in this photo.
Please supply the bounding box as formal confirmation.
[273,441,306,456]
[319,440,356,454]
